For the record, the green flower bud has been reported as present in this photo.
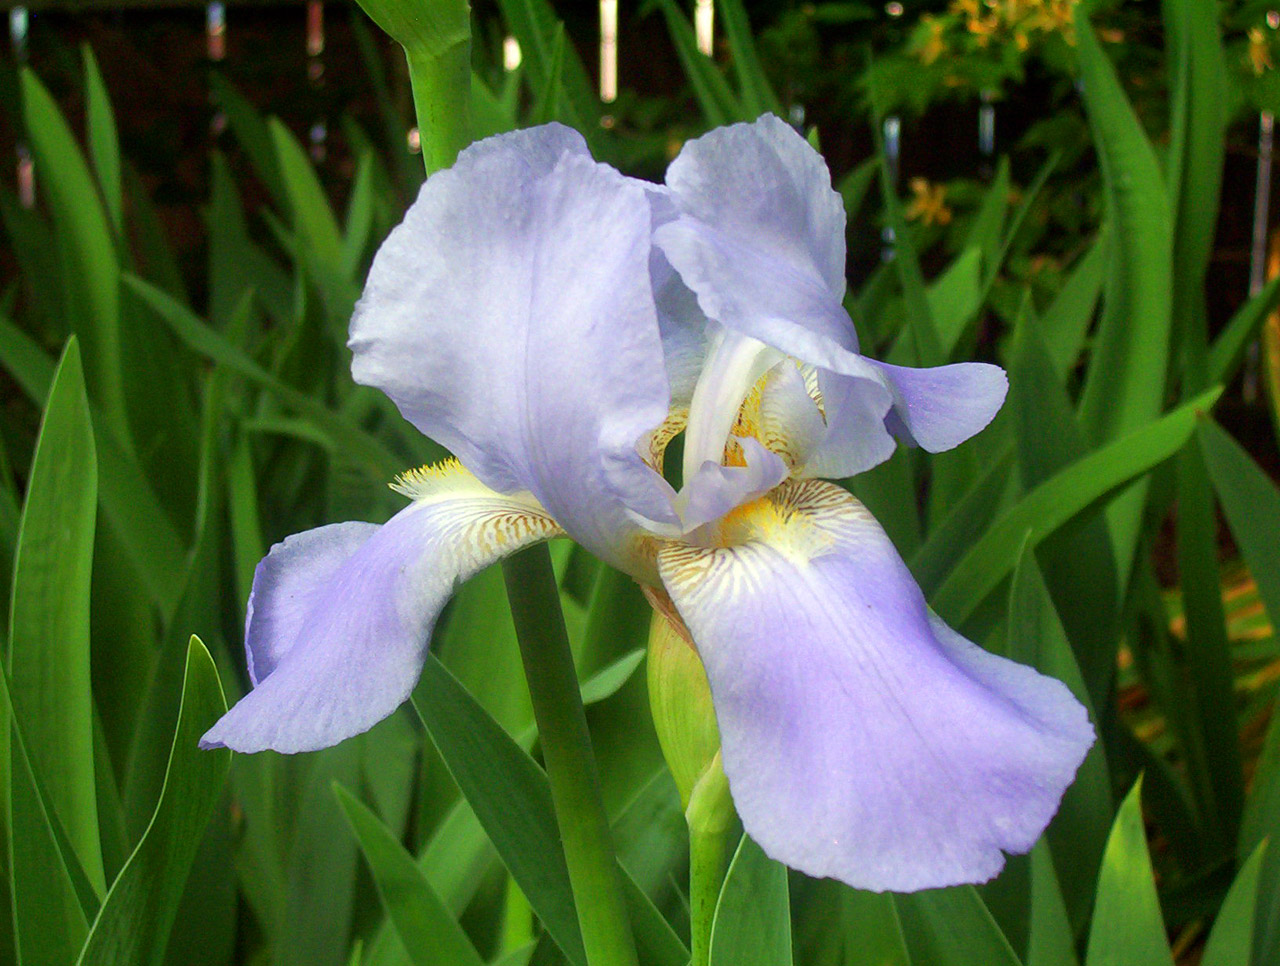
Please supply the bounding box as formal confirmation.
[646,597,722,811]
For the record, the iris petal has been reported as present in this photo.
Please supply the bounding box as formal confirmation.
[201,470,562,754]
[658,479,1093,892]
[657,115,1009,475]
[349,124,675,571]
[869,359,1008,452]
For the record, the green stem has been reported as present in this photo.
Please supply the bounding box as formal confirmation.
[406,41,471,175]
[686,755,734,966]
[502,545,640,966]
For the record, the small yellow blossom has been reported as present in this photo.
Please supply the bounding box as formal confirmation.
[905,178,953,227]
[1250,27,1274,77]
[916,16,949,65]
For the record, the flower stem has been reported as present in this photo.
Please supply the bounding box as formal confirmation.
[686,755,734,966]
[503,545,640,966]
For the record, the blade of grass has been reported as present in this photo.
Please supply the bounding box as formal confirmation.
[653,0,738,126]
[1084,778,1174,966]
[82,46,122,240]
[76,638,230,966]
[0,312,190,621]
[895,887,1021,966]
[715,0,782,118]
[20,70,127,439]
[932,388,1220,627]
[8,338,105,895]
[1197,418,1280,627]
[1073,15,1173,586]
[709,837,792,966]
[123,274,404,483]
[335,784,486,966]
[1200,841,1267,966]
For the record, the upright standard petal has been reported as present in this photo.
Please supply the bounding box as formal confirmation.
[657,480,1093,892]
[201,465,562,754]
[656,116,1008,476]
[349,124,674,570]
[800,360,1008,479]
[655,114,857,363]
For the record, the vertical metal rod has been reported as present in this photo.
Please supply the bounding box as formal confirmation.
[695,0,713,56]
[600,0,617,104]
[12,6,33,209]
[979,89,996,158]
[503,36,522,72]
[307,1,327,162]
[207,2,227,137]
[881,114,901,261]
[206,1,225,61]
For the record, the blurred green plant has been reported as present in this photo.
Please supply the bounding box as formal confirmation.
[0,0,1276,964]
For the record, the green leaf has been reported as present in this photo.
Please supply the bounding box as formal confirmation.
[715,0,783,118]
[209,73,284,200]
[77,638,231,966]
[927,248,983,355]
[909,445,1015,596]
[335,784,485,966]
[1008,304,1119,707]
[654,0,738,126]
[1164,0,1226,391]
[875,154,944,367]
[123,274,405,482]
[530,23,569,127]
[1084,778,1173,966]
[710,836,792,966]
[896,886,1021,966]
[413,655,586,965]
[1073,16,1173,581]
[1008,548,1111,938]
[832,889,910,965]
[1173,440,1243,849]
[412,655,688,966]
[268,121,361,343]
[0,313,191,621]
[82,46,122,239]
[1208,274,1280,386]
[493,0,600,148]
[20,70,126,436]
[963,156,1010,272]
[269,119,349,292]
[354,0,471,172]
[1028,842,1079,966]
[1197,418,1280,626]
[278,746,361,966]
[1200,841,1267,966]
[1240,692,1280,966]
[4,665,94,966]
[1039,234,1106,379]
[931,388,1220,627]
[8,338,105,895]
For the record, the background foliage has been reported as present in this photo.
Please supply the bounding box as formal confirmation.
[1,0,1280,964]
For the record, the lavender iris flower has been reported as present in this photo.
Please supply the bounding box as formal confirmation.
[201,116,1093,893]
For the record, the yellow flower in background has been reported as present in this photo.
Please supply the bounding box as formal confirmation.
[916,16,949,65]
[1251,27,1274,77]
[906,178,953,227]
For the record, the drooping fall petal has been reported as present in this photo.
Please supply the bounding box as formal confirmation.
[657,479,1093,892]
[201,467,561,754]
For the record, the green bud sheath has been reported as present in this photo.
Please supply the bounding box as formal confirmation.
[646,593,736,966]
[645,597,722,811]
